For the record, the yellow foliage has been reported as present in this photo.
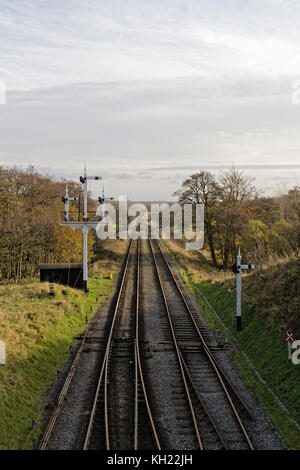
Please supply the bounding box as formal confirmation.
[53,225,94,263]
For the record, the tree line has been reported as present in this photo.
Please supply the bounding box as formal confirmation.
[0,166,94,281]
[1,165,298,280]
[174,168,300,269]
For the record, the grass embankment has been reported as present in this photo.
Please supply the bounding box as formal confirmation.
[0,239,127,450]
[164,239,300,449]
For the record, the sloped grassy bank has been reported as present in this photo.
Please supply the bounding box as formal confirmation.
[0,278,112,449]
[0,278,113,450]
[164,240,300,449]
[0,239,127,450]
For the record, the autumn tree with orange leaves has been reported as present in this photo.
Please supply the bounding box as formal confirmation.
[0,165,95,281]
[175,168,299,268]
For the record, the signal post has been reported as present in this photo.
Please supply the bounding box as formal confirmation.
[230,248,255,331]
[60,166,111,292]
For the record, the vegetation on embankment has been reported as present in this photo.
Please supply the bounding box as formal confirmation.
[165,239,300,449]
[0,239,127,450]
[173,168,300,271]
[0,165,97,282]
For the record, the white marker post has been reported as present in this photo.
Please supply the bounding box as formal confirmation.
[0,340,6,365]
[61,166,103,293]
[231,248,255,331]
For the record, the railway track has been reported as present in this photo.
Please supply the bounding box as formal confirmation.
[38,320,91,450]
[39,236,255,451]
[39,239,160,451]
[84,238,160,450]
[148,237,254,450]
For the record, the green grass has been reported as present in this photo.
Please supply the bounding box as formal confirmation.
[0,239,127,450]
[0,277,114,450]
[165,242,300,449]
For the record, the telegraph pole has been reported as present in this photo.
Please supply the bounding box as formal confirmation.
[60,166,103,293]
[230,248,255,331]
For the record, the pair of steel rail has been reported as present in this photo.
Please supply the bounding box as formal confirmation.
[83,238,160,450]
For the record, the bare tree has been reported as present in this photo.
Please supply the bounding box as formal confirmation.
[216,168,257,266]
[174,168,257,268]
[174,171,220,267]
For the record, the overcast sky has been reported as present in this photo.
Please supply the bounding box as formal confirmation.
[1,0,300,199]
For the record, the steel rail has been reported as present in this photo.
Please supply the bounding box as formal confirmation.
[134,238,161,450]
[83,238,134,450]
[149,237,203,449]
[38,321,91,450]
[156,239,253,419]
[150,238,254,450]
[84,238,160,450]
[179,351,227,450]
[134,341,139,450]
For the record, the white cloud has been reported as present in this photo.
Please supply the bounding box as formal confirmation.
[0,0,300,198]
[1,0,300,92]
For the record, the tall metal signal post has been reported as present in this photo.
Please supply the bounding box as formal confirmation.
[230,248,255,331]
[60,166,111,292]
